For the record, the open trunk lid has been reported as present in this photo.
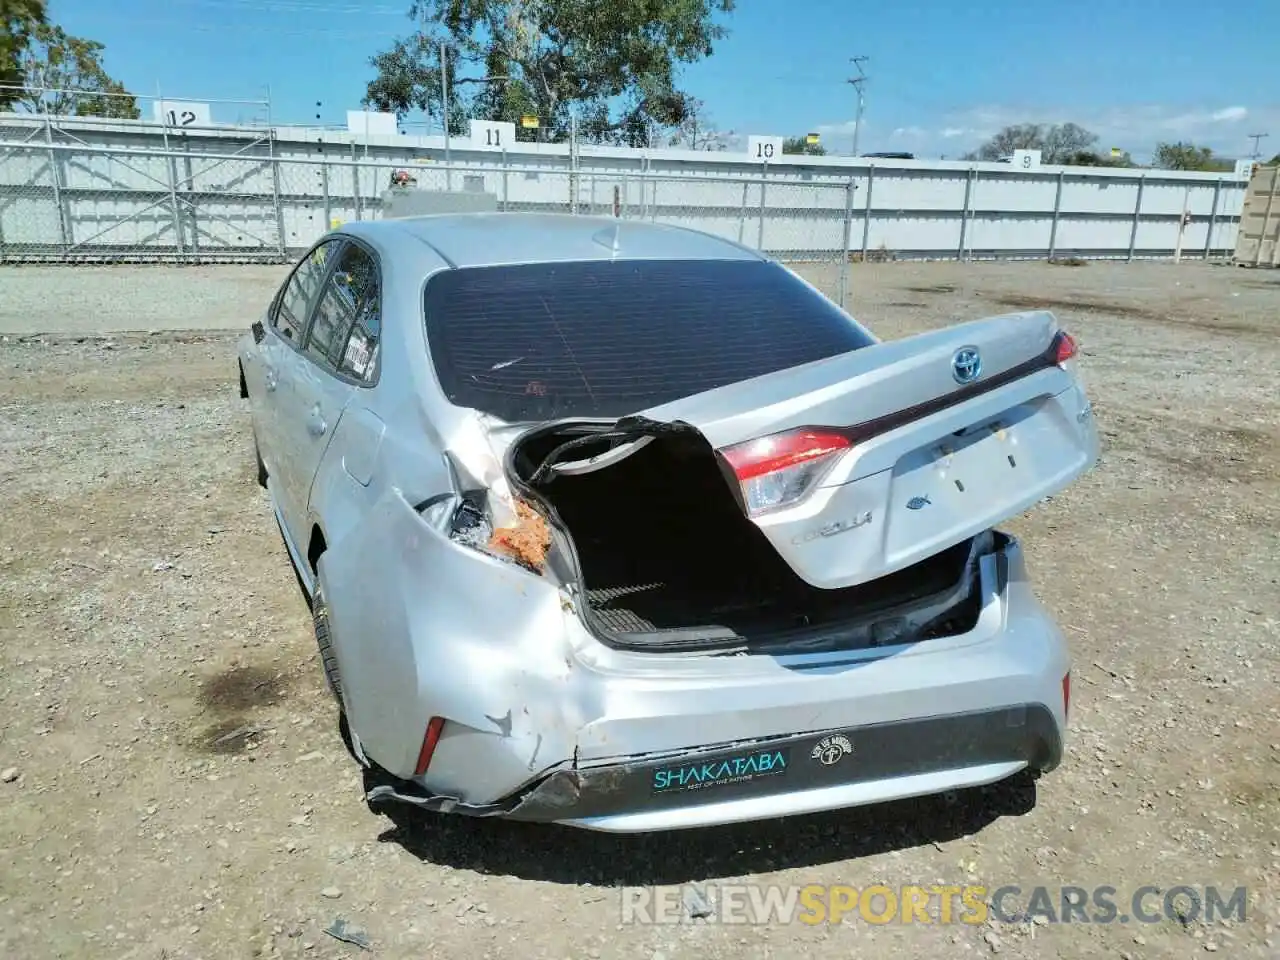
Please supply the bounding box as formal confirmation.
[621,309,1099,591]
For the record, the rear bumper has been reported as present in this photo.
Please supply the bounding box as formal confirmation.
[520,702,1059,831]
[368,703,1060,833]
[349,529,1071,832]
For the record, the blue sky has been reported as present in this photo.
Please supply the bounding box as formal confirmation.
[49,0,1280,161]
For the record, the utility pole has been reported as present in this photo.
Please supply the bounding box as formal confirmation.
[1247,132,1269,161]
[846,56,869,157]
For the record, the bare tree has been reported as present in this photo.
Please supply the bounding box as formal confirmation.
[666,97,733,150]
[965,122,1098,163]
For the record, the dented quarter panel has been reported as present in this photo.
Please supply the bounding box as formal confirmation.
[317,487,585,800]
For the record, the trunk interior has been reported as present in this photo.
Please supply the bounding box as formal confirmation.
[515,429,982,653]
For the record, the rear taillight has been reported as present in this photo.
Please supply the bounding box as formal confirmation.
[1062,672,1071,720]
[720,429,851,516]
[1052,330,1078,365]
[413,716,446,777]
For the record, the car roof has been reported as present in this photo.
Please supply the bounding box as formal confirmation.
[338,212,766,271]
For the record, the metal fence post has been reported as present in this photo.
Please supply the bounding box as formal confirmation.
[43,116,70,255]
[756,161,767,250]
[639,156,648,220]
[501,150,509,211]
[182,141,199,261]
[737,181,748,244]
[569,114,578,215]
[269,131,286,257]
[1203,178,1221,260]
[321,159,331,230]
[352,159,363,221]
[1127,174,1145,262]
[958,167,975,261]
[861,166,875,260]
[1173,184,1191,263]
[165,144,185,258]
[1048,170,1064,259]
[839,177,855,309]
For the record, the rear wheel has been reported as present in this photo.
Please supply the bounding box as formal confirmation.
[312,584,343,701]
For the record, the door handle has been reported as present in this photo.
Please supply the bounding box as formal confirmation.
[308,404,327,437]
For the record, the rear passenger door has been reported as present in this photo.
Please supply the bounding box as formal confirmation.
[257,238,342,524]
[276,240,382,538]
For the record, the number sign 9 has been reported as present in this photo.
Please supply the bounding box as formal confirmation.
[1012,149,1041,171]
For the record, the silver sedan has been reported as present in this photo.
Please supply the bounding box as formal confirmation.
[237,213,1098,833]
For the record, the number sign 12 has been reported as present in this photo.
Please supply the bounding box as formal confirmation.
[153,100,211,128]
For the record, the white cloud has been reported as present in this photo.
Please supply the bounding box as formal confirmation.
[812,103,1279,161]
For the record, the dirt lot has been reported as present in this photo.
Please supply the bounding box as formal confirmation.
[0,259,1277,960]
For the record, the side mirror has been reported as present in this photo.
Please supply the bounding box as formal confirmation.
[251,320,265,344]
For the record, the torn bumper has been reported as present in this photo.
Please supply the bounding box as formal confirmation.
[331,490,1069,832]
[368,703,1061,833]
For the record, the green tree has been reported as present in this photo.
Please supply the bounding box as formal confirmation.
[364,0,735,145]
[18,23,139,118]
[783,136,825,156]
[1267,153,1280,166]
[0,0,47,110]
[1153,141,1233,172]
[1063,148,1135,168]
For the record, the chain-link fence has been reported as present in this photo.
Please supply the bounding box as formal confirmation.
[0,136,855,307]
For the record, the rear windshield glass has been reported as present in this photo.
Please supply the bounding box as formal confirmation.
[423,258,875,421]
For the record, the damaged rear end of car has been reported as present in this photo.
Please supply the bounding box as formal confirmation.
[334,253,1095,831]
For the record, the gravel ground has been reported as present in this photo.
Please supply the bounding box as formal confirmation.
[0,259,1278,960]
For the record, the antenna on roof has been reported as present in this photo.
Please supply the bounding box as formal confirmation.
[592,223,622,257]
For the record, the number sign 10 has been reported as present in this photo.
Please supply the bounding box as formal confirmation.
[747,136,784,163]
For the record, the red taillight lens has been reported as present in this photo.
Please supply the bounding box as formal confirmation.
[413,716,446,777]
[720,429,852,516]
[1053,330,1078,365]
[1062,672,1071,720]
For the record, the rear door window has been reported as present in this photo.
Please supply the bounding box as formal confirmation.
[305,241,380,380]
[422,258,874,420]
[272,240,341,345]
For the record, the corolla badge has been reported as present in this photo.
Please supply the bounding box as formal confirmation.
[952,346,982,384]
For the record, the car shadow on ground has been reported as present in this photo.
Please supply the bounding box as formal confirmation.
[370,771,1039,886]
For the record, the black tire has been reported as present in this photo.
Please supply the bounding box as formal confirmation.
[254,434,268,488]
[312,584,343,701]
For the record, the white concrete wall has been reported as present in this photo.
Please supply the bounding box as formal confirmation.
[0,114,1248,262]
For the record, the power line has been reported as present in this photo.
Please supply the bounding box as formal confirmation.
[846,56,869,156]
